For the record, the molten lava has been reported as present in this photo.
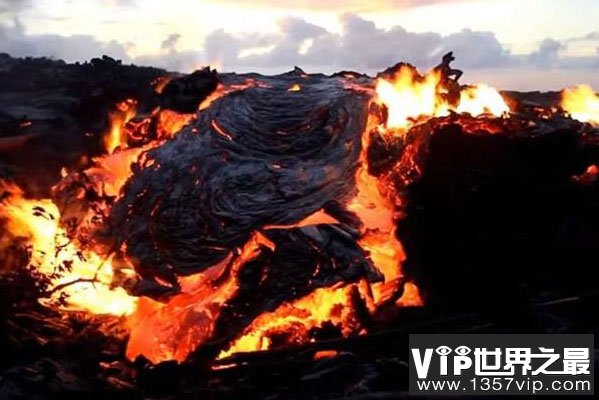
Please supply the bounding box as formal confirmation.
[104,98,137,154]
[0,62,522,366]
[218,285,358,359]
[126,232,274,363]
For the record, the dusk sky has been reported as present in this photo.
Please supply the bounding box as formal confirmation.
[1,0,598,90]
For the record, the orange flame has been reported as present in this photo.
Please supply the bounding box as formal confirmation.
[561,85,599,126]
[375,66,509,131]
[0,182,137,315]
[104,99,137,154]
[457,84,509,117]
[375,67,447,129]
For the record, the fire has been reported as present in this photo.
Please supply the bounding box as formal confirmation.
[288,83,301,92]
[457,84,509,117]
[561,85,599,126]
[375,66,447,129]
[396,282,423,307]
[0,182,136,315]
[375,66,509,130]
[104,98,137,154]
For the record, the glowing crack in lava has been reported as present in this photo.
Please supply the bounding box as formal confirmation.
[0,64,516,366]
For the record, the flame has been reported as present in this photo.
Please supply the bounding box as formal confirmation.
[104,99,138,154]
[573,164,599,185]
[375,66,509,131]
[457,84,509,117]
[0,182,136,315]
[375,67,447,129]
[561,85,599,126]
[288,83,301,92]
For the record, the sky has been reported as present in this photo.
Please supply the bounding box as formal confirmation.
[1,0,598,90]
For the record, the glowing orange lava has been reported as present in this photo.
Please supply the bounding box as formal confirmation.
[218,285,358,359]
[104,99,137,154]
[126,232,274,363]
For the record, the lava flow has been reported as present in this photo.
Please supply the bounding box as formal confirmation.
[1,60,563,367]
[185,65,510,361]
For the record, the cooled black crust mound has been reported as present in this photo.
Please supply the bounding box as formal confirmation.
[396,115,599,320]
[109,73,374,293]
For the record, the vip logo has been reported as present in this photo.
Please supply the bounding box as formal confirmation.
[412,345,473,378]
[409,335,594,395]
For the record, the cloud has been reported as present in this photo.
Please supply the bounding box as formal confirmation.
[1,11,598,90]
[205,0,481,12]
[528,38,563,67]
[0,19,130,62]
[566,31,599,42]
[198,13,514,73]
[101,0,136,6]
[161,33,181,53]
[194,13,599,76]
[0,0,32,15]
